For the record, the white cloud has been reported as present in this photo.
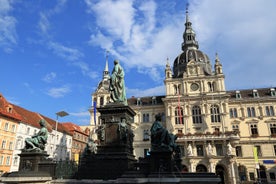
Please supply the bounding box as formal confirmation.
[86,0,135,43]
[69,111,90,117]
[42,72,57,83]
[127,85,165,97]
[189,0,276,89]
[0,0,17,52]
[72,61,99,79]
[86,0,183,82]
[86,0,276,89]
[46,85,71,98]
[48,41,84,61]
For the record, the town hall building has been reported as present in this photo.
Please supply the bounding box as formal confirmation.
[88,9,276,184]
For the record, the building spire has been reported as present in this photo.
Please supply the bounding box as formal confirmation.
[182,4,199,51]
[103,50,110,79]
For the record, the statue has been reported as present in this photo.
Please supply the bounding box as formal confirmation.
[85,138,97,154]
[109,60,127,105]
[226,142,233,155]
[150,114,177,152]
[187,144,193,156]
[207,142,213,156]
[117,118,128,143]
[24,119,48,152]
[96,124,105,142]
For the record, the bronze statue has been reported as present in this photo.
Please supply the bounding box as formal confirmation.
[24,119,48,152]
[150,114,177,152]
[109,60,127,105]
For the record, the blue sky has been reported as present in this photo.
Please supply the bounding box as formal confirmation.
[1,0,276,126]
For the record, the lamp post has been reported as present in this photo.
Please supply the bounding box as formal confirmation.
[54,111,69,160]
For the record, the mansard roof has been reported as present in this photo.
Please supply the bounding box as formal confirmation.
[127,95,165,106]
[127,87,276,106]
[228,87,276,99]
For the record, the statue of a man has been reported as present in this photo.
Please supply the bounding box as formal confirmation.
[150,114,175,151]
[109,60,127,105]
[24,119,48,151]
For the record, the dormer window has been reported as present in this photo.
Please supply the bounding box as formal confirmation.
[137,98,142,106]
[235,91,241,99]
[270,88,276,97]
[152,96,157,105]
[253,89,259,98]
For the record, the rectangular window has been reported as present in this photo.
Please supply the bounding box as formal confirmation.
[255,145,262,157]
[143,129,150,141]
[235,146,242,157]
[4,122,9,131]
[142,113,150,122]
[0,156,3,165]
[229,108,238,118]
[266,106,275,116]
[215,144,223,156]
[11,124,16,132]
[249,172,255,181]
[211,105,221,123]
[9,142,13,150]
[1,140,6,149]
[13,156,18,165]
[6,156,10,165]
[247,107,256,117]
[175,107,184,124]
[144,149,150,157]
[196,145,204,156]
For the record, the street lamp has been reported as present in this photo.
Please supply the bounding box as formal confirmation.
[54,111,69,160]
[56,111,69,132]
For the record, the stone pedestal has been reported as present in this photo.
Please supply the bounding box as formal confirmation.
[150,151,173,173]
[8,151,54,177]
[1,151,54,183]
[77,103,137,180]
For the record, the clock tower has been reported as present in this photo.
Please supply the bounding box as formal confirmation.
[163,8,227,135]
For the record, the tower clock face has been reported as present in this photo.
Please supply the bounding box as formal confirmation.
[191,83,199,91]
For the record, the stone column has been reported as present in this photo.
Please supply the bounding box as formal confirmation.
[227,156,238,184]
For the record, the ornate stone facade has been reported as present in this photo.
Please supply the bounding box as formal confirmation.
[88,9,276,184]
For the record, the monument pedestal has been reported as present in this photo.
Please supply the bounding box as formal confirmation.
[150,151,173,173]
[1,151,54,183]
[77,104,137,180]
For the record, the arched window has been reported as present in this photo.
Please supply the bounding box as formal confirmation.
[174,84,181,95]
[208,82,215,92]
[247,107,256,117]
[211,105,221,122]
[175,107,184,124]
[100,96,104,106]
[238,165,247,181]
[192,106,202,124]
[196,164,207,172]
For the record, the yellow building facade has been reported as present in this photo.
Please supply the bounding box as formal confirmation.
[89,10,276,184]
[0,94,21,175]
